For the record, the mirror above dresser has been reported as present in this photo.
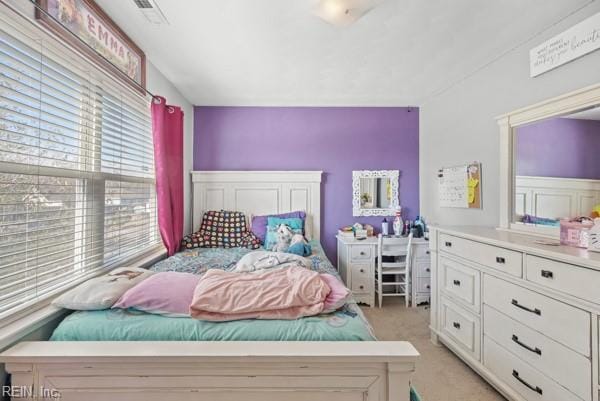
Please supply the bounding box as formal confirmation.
[513,106,600,228]
[497,83,600,237]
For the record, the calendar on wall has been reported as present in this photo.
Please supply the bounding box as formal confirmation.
[438,162,482,209]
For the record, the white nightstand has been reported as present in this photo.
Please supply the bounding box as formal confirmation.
[336,235,431,307]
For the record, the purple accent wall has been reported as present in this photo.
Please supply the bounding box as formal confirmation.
[193,107,420,260]
[516,118,600,179]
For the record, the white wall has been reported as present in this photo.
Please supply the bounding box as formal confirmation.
[420,2,600,228]
[146,62,194,235]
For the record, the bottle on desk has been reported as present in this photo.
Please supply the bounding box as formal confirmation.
[393,207,403,236]
[381,218,389,236]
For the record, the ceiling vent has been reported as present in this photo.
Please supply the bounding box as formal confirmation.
[133,0,169,25]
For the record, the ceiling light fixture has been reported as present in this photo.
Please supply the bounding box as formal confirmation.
[313,0,376,27]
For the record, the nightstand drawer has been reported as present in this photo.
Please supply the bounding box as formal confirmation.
[414,244,431,259]
[414,260,431,278]
[350,264,371,293]
[414,276,431,293]
[350,245,372,262]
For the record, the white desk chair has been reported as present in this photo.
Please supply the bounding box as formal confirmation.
[376,233,413,308]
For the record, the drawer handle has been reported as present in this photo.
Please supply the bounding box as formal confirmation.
[359,285,364,290]
[452,279,461,286]
[540,270,553,279]
[512,334,542,355]
[512,370,543,395]
[426,285,430,289]
[426,268,430,272]
[452,322,460,329]
[360,251,365,256]
[496,256,506,264]
[511,299,541,316]
[426,250,430,255]
[445,241,452,247]
[359,268,365,273]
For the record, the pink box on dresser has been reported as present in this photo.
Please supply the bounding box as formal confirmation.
[560,218,594,248]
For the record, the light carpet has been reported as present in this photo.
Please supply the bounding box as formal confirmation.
[360,299,506,401]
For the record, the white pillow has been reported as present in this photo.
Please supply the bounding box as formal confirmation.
[233,251,311,273]
[52,267,154,310]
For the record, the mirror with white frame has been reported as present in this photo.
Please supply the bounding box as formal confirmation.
[497,84,600,238]
[505,100,600,234]
[352,170,399,216]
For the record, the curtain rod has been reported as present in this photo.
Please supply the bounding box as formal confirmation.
[24,0,159,101]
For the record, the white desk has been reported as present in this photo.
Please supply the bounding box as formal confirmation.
[336,236,431,307]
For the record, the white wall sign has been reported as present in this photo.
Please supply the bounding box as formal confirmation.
[530,12,600,77]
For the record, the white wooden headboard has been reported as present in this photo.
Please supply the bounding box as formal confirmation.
[191,171,323,240]
[515,175,600,219]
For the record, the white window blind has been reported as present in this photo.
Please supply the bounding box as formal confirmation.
[0,10,159,318]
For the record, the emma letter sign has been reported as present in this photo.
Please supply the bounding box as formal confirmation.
[530,12,600,77]
[36,0,146,89]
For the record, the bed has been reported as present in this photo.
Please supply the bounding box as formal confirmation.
[50,241,375,342]
[0,171,419,401]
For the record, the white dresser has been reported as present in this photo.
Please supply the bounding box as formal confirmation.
[337,236,431,307]
[430,226,600,401]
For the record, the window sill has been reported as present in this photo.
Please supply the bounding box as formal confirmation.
[0,245,167,350]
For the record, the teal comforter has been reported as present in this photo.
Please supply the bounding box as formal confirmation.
[50,242,376,342]
[50,303,374,341]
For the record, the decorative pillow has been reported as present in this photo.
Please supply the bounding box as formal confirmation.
[233,251,311,273]
[181,231,203,249]
[113,272,200,317]
[196,210,247,248]
[267,217,304,230]
[251,211,306,243]
[239,231,262,249]
[52,267,154,310]
[320,274,351,313]
[264,221,303,251]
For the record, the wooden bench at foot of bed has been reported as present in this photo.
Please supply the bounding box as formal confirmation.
[1,341,418,401]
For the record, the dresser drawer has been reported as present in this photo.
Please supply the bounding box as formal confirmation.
[414,260,431,278]
[414,244,430,259]
[414,276,431,293]
[350,245,372,262]
[484,305,591,401]
[526,255,600,304]
[441,257,480,313]
[484,337,582,401]
[350,264,371,293]
[440,296,480,360]
[439,233,523,277]
[483,274,590,356]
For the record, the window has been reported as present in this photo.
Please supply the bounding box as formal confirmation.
[0,14,159,318]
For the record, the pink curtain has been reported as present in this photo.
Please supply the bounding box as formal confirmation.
[151,96,184,256]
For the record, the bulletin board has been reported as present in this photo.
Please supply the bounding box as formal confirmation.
[438,162,482,209]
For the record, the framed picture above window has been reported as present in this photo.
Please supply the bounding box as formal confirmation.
[35,0,146,91]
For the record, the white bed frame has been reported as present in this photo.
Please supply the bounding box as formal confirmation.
[515,175,600,220]
[0,171,419,401]
[191,170,322,240]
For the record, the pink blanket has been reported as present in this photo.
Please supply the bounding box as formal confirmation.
[190,266,330,321]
